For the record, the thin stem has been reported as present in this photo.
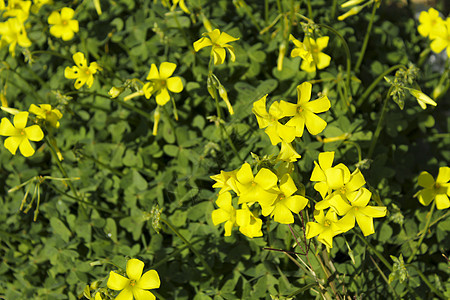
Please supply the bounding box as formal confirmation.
[368,255,399,298]
[44,136,82,201]
[408,264,446,299]
[407,201,435,264]
[318,23,352,102]
[161,218,215,277]
[30,50,72,61]
[64,90,153,119]
[356,233,392,271]
[367,86,392,159]
[356,64,404,107]
[306,0,312,19]
[331,0,337,20]
[172,12,192,50]
[354,2,377,72]
[344,141,362,164]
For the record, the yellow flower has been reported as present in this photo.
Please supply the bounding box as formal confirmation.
[416,167,450,210]
[211,169,239,194]
[289,34,313,64]
[418,8,443,39]
[107,258,160,300]
[0,111,44,157]
[0,17,32,56]
[193,29,239,65]
[330,188,387,236]
[48,7,79,41]
[252,95,296,145]
[64,52,102,89]
[430,17,450,58]
[280,82,331,137]
[409,89,437,110]
[143,62,183,106]
[235,162,279,205]
[290,35,331,73]
[259,174,309,224]
[236,203,263,238]
[211,192,237,236]
[277,140,301,162]
[306,209,353,251]
[29,104,62,128]
[2,0,31,21]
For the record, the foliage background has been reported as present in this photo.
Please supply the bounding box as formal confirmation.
[0,0,449,299]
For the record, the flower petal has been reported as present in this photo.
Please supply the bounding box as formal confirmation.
[297,82,312,105]
[61,7,75,20]
[4,136,22,155]
[133,289,156,300]
[159,62,177,79]
[155,88,170,106]
[64,66,80,79]
[216,32,239,45]
[254,168,278,189]
[47,11,61,25]
[346,169,366,192]
[193,36,213,52]
[305,222,323,239]
[212,47,226,65]
[116,287,133,300]
[19,137,35,157]
[167,76,183,93]
[418,188,435,206]
[73,52,87,68]
[236,162,253,185]
[0,118,19,136]
[360,206,387,218]
[418,171,435,188]
[303,110,327,135]
[24,125,44,141]
[355,213,374,236]
[284,195,308,214]
[126,259,144,281]
[436,167,450,185]
[136,269,160,290]
[318,151,334,170]
[303,95,330,113]
[13,112,29,129]
[107,271,130,290]
[435,193,450,210]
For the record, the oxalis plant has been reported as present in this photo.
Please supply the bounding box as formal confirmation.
[0,0,449,299]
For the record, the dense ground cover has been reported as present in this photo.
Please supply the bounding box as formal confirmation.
[0,0,449,299]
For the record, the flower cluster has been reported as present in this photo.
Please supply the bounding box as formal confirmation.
[418,8,450,58]
[253,82,330,162]
[211,161,309,238]
[0,0,32,56]
[306,151,387,251]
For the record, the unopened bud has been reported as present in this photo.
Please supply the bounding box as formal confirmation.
[1,106,20,115]
[218,85,234,115]
[341,0,365,8]
[338,6,363,21]
[201,13,213,32]
[277,42,287,71]
[409,89,437,110]
[153,106,161,136]
[108,86,124,98]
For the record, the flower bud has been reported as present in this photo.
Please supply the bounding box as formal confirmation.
[108,86,124,98]
[338,6,363,21]
[153,106,161,136]
[218,85,234,115]
[409,89,437,110]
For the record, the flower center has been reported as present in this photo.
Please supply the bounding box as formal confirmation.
[297,106,304,113]
[62,20,68,26]
[324,220,331,227]
[339,186,346,194]
[130,279,136,287]
[20,129,26,136]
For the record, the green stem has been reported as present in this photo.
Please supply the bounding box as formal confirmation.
[30,50,72,61]
[354,2,377,72]
[344,141,362,164]
[318,23,352,102]
[368,255,399,298]
[306,0,313,19]
[367,86,392,159]
[408,264,446,299]
[331,0,337,20]
[161,218,215,277]
[407,201,435,264]
[64,91,153,119]
[44,136,81,201]
[356,64,404,107]
[172,12,192,50]
[356,233,392,271]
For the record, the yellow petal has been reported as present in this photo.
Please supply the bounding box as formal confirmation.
[159,62,177,79]
[212,47,226,65]
[418,189,435,206]
[107,271,130,290]
[272,204,294,224]
[193,36,212,52]
[325,167,345,190]
[73,52,87,68]
[303,110,327,135]
[346,169,366,192]
[418,171,435,188]
[74,76,88,89]
[360,206,387,218]
[310,161,326,182]
[279,174,297,197]
[136,269,160,290]
[166,76,183,93]
[435,193,450,210]
[236,162,253,185]
[254,168,278,189]
[297,82,312,105]
[318,151,334,170]
[212,208,230,225]
[284,195,308,214]
[318,228,334,248]
[355,213,374,236]
[155,88,170,106]
[61,29,75,41]
[316,36,329,51]
[24,125,44,141]
[216,32,239,45]
[349,188,372,207]
[47,11,61,25]
[225,45,236,62]
[305,222,322,239]
[69,20,79,33]
[61,7,75,20]
[4,136,22,155]
[314,182,329,199]
[0,118,19,136]
[116,287,133,300]
[207,29,221,42]
[285,115,305,137]
[13,112,29,129]
[303,95,330,113]
[436,167,450,184]
[126,259,144,281]
[19,137,35,157]
[133,289,156,300]
[29,104,45,117]
[64,66,80,79]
